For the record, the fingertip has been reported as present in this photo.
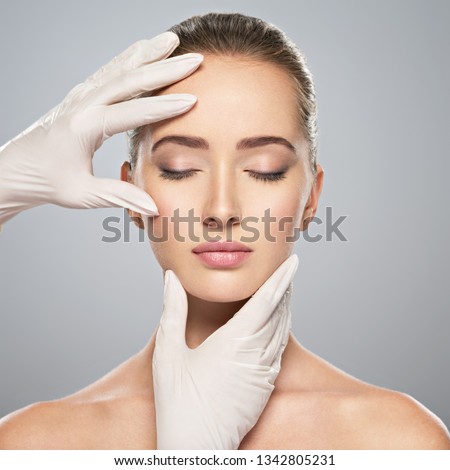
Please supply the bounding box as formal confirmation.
[148,93,198,117]
[127,186,159,215]
[141,207,160,217]
[282,253,299,278]
[175,93,198,105]
[168,269,182,291]
[160,31,180,48]
[164,269,181,296]
[128,198,159,217]
[290,253,299,272]
[147,31,179,53]
[164,269,172,296]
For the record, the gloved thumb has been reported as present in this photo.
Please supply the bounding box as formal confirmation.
[160,270,189,349]
[83,176,159,215]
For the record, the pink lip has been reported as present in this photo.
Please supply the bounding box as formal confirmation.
[192,241,253,268]
[192,241,252,253]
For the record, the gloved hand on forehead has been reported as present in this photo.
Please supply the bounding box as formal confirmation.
[0,32,203,228]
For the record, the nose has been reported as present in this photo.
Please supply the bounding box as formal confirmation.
[201,167,241,234]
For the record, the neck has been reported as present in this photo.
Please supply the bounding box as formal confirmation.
[184,292,250,349]
[143,288,304,395]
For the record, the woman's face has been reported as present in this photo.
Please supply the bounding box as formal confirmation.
[128,54,323,302]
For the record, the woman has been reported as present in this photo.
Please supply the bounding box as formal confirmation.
[0,12,449,450]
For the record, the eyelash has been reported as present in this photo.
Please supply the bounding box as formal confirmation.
[158,169,287,182]
[250,171,287,182]
[159,169,196,181]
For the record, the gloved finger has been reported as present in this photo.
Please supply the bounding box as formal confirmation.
[263,280,293,349]
[259,293,292,383]
[78,176,159,215]
[159,269,188,349]
[85,32,180,87]
[229,282,292,365]
[260,285,293,366]
[223,254,299,339]
[101,94,198,138]
[87,53,204,106]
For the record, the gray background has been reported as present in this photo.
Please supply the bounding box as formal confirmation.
[0,0,449,431]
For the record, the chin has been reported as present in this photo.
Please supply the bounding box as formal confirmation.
[183,278,256,303]
[191,292,252,303]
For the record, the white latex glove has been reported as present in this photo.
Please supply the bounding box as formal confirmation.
[152,254,299,450]
[0,32,203,228]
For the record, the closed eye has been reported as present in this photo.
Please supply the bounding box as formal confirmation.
[158,168,197,181]
[245,170,287,182]
[158,168,287,182]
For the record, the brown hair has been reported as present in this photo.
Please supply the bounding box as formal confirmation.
[127,12,318,179]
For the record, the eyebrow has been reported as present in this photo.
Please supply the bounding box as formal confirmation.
[150,135,297,154]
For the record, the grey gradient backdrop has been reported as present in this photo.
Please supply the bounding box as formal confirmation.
[0,0,449,431]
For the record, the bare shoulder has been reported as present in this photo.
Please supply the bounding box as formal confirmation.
[0,400,80,449]
[308,356,450,449]
[0,394,154,449]
[345,387,450,449]
[0,346,156,450]
[259,341,450,450]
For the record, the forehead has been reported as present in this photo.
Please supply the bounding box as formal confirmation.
[148,54,301,145]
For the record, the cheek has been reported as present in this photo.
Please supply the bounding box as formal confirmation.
[143,182,201,269]
[247,181,304,246]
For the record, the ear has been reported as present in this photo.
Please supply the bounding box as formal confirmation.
[300,163,324,231]
[120,161,144,229]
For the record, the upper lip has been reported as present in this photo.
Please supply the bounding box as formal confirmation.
[192,241,253,253]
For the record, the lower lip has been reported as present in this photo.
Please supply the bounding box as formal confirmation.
[194,251,252,268]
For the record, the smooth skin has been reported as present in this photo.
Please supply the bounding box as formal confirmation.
[1,334,449,449]
[1,53,449,450]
